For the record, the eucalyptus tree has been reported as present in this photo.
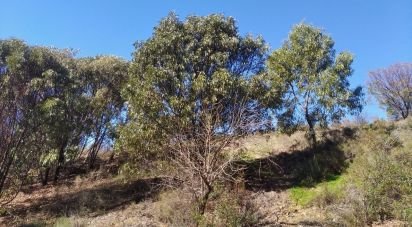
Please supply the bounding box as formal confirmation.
[267,23,363,147]
[118,13,269,215]
[368,63,412,120]
[24,44,89,184]
[0,39,34,199]
[0,39,75,198]
[0,38,128,194]
[76,56,128,169]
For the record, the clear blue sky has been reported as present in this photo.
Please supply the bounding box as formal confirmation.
[1,0,411,120]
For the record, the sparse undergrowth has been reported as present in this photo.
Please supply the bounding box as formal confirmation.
[288,119,412,226]
[154,187,261,227]
[1,119,411,227]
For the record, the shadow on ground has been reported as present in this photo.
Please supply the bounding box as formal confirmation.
[240,127,356,191]
[3,128,356,226]
[6,177,163,225]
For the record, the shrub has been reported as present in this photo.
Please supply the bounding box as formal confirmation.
[325,185,368,227]
[155,190,198,227]
[212,192,260,227]
[351,140,411,222]
[328,123,412,225]
[155,189,260,227]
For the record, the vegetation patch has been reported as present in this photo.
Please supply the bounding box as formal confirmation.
[289,175,345,207]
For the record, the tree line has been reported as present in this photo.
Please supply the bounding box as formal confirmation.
[0,13,410,211]
[0,40,127,201]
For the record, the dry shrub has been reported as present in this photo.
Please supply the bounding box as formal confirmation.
[155,188,261,227]
[311,185,340,209]
[155,190,198,227]
[326,185,368,227]
[209,191,260,227]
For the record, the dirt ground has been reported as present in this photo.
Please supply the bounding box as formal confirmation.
[0,131,408,226]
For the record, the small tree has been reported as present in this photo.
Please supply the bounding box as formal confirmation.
[168,98,262,215]
[0,43,32,201]
[32,48,89,184]
[76,56,128,169]
[266,23,363,147]
[368,63,412,120]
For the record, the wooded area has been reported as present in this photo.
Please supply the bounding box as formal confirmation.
[0,14,411,226]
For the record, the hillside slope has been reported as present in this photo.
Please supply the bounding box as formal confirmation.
[1,119,411,226]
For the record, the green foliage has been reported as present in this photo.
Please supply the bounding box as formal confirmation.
[76,56,128,169]
[2,14,410,227]
[350,140,412,222]
[53,217,85,227]
[32,52,128,180]
[266,23,363,145]
[0,38,128,196]
[322,121,412,225]
[0,39,76,197]
[287,122,411,225]
[0,207,8,216]
[118,13,268,169]
[39,149,59,167]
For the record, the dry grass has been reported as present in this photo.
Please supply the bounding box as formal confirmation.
[3,124,407,226]
[237,131,309,160]
[0,154,163,226]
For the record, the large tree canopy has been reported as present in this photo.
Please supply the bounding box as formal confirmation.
[266,23,363,146]
[368,63,412,120]
[117,13,270,214]
[118,13,268,161]
[0,39,76,196]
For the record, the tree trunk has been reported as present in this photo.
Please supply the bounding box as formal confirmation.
[41,167,50,186]
[54,139,68,183]
[198,175,213,216]
[0,159,12,194]
[307,122,317,148]
[304,92,317,148]
[305,108,317,148]
[87,135,103,170]
[198,188,212,216]
[109,152,115,162]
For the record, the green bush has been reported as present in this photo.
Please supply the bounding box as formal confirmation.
[350,137,411,221]
[327,122,412,225]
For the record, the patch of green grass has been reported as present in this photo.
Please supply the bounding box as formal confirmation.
[54,217,73,227]
[289,175,345,207]
[238,151,256,161]
[0,207,8,216]
[19,223,46,227]
[289,186,316,206]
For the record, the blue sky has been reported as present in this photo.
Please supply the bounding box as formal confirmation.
[1,0,411,120]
